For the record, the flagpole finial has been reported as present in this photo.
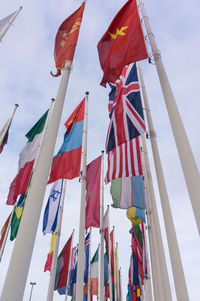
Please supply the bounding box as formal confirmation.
[15,104,19,108]
[19,6,23,10]
[101,150,104,154]
[51,98,55,103]
[85,91,89,95]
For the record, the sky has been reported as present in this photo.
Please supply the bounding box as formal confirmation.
[0,0,200,300]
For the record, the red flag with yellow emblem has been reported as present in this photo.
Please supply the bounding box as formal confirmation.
[51,2,85,77]
[97,0,148,86]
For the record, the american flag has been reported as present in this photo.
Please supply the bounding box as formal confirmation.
[106,63,146,153]
[105,137,142,184]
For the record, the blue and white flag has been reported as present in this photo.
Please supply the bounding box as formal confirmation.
[43,179,63,234]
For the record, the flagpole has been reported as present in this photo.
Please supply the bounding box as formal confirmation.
[0,62,72,301]
[139,0,200,235]
[99,151,105,301]
[46,179,66,301]
[88,228,92,301]
[75,91,89,301]
[138,60,189,300]
[65,229,75,301]
[0,7,22,41]
[0,103,19,147]
[112,226,116,301]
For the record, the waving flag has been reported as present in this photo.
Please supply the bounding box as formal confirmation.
[10,193,26,241]
[67,246,78,296]
[106,63,145,153]
[44,231,57,272]
[0,214,11,253]
[97,0,148,86]
[90,246,99,296]
[51,2,85,76]
[43,179,63,234]
[48,98,85,183]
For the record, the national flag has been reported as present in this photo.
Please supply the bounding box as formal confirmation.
[84,231,91,283]
[103,207,109,259]
[43,179,63,234]
[85,156,101,230]
[105,138,142,184]
[104,252,110,298]
[105,63,145,153]
[126,207,146,225]
[129,252,140,287]
[54,233,73,293]
[7,110,48,205]
[48,98,85,183]
[0,213,11,252]
[10,193,26,241]
[67,246,78,297]
[90,246,99,296]
[110,175,145,210]
[110,229,115,300]
[51,2,85,77]
[97,0,148,86]
[44,231,57,272]
[115,246,119,300]
[0,9,21,41]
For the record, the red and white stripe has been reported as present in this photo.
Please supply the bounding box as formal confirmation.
[105,137,142,184]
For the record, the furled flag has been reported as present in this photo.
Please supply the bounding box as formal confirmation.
[103,207,110,260]
[126,206,146,225]
[10,193,26,241]
[97,0,148,86]
[7,110,48,205]
[44,231,57,272]
[48,98,85,183]
[84,231,91,283]
[43,179,63,234]
[90,246,99,296]
[111,175,145,209]
[106,63,145,153]
[110,229,115,299]
[54,233,73,293]
[85,156,101,230]
[0,213,11,253]
[105,137,142,184]
[51,2,85,77]
[67,246,78,297]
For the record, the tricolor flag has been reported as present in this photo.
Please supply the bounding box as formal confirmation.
[110,175,145,209]
[51,2,85,77]
[105,138,142,184]
[7,110,48,205]
[0,214,11,253]
[90,246,99,296]
[48,98,85,183]
[43,179,63,234]
[44,231,57,272]
[97,0,148,86]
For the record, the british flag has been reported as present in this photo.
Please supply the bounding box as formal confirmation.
[106,63,146,153]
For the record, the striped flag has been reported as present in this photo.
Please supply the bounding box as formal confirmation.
[105,137,142,184]
[44,231,57,272]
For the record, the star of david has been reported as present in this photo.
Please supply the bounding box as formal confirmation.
[50,189,61,202]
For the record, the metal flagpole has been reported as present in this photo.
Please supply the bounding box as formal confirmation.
[99,151,105,301]
[65,229,75,301]
[0,103,19,147]
[112,226,116,301]
[138,60,189,301]
[138,0,200,235]
[75,91,89,301]
[0,62,72,301]
[0,7,22,41]
[46,179,66,301]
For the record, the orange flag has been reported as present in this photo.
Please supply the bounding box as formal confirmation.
[97,0,148,86]
[51,2,85,77]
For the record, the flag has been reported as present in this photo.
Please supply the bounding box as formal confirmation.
[44,231,57,272]
[7,110,48,205]
[43,179,63,234]
[110,229,115,300]
[0,10,20,41]
[0,214,11,252]
[105,138,142,184]
[54,233,73,293]
[126,207,146,225]
[10,193,26,241]
[48,98,85,183]
[110,175,145,210]
[51,2,85,77]
[67,246,78,296]
[105,63,145,153]
[90,246,99,296]
[0,106,17,154]
[97,0,148,86]
[103,207,109,259]
[129,253,140,287]
[84,231,91,283]
[85,156,101,230]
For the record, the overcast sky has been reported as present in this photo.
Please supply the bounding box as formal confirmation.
[0,0,199,300]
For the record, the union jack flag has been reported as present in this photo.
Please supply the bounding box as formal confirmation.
[70,246,78,270]
[106,63,146,153]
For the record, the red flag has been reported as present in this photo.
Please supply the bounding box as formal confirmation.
[0,214,11,252]
[51,2,85,77]
[85,156,101,230]
[97,0,148,86]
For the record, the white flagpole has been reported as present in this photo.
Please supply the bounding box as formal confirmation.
[0,62,72,301]
[75,91,89,301]
[65,229,75,301]
[112,226,116,301]
[0,7,22,41]
[46,179,66,301]
[139,0,200,235]
[0,103,19,147]
[99,151,105,301]
[88,228,92,301]
[138,60,189,301]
